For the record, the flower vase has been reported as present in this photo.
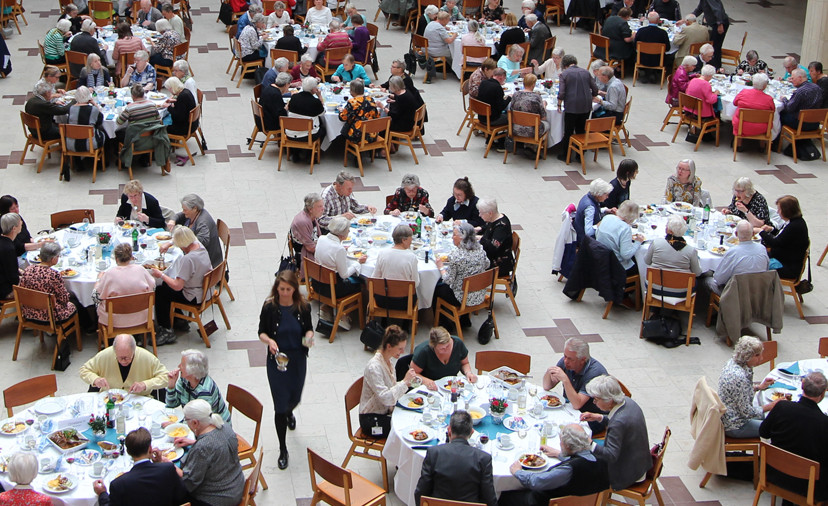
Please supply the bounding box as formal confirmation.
[491,413,504,425]
[90,430,106,444]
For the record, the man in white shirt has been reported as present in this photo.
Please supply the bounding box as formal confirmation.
[706,219,769,294]
[314,216,365,328]
[373,224,420,310]
[161,3,186,42]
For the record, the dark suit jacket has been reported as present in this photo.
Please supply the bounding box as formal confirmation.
[528,21,552,63]
[275,34,307,56]
[477,78,510,123]
[116,192,166,229]
[98,461,188,506]
[24,96,73,138]
[495,27,526,59]
[69,32,108,77]
[760,216,809,280]
[592,397,652,490]
[414,439,498,506]
[634,25,670,67]
[260,83,288,131]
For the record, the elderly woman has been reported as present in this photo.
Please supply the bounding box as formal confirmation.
[479,198,514,277]
[664,158,702,206]
[315,215,365,326]
[258,270,314,470]
[151,227,213,342]
[644,215,702,290]
[665,55,697,106]
[41,66,66,96]
[581,375,652,491]
[260,72,290,132]
[267,0,292,26]
[149,19,180,68]
[373,224,419,308]
[468,57,497,99]
[156,399,244,506]
[166,350,231,422]
[289,54,318,85]
[112,22,144,77]
[760,195,809,280]
[43,19,72,65]
[510,73,548,138]
[122,50,157,90]
[460,20,486,70]
[162,77,198,140]
[533,47,565,80]
[441,0,464,21]
[0,213,22,299]
[596,201,644,276]
[574,179,613,244]
[172,60,197,97]
[67,86,106,154]
[234,2,260,36]
[349,14,370,63]
[722,177,770,225]
[239,13,266,64]
[331,54,371,84]
[116,179,166,227]
[481,0,505,23]
[287,77,326,160]
[719,336,778,438]
[0,196,36,255]
[339,79,380,144]
[495,13,524,59]
[0,453,51,505]
[417,5,439,37]
[411,327,477,389]
[166,194,222,268]
[78,53,112,88]
[94,243,156,329]
[685,64,719,119]
[306,0,332,24]
[731,73,774,140]
[433,222,489,329]
[517,0,542,28]
[20,242,92,329]
[603,159,637,211]
[498,44,529,83]
[290,192,323,272]
[589,59,607,91]
[316,19,351,66]
[737,49,769,75]
[385,75,418,153]
[360,325,417,437]
[342,3,359,29]
[436,177,484,228]
[385,173,433,216]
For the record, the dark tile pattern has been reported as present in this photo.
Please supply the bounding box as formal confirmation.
[17,47,40,57]
[805,316,828,325]
[755,164,816,184]
[205,144,256,163]
[30,9,61,18]
[0,151,37,169]
[746,0,783,7]
[200,87,241,101]
[771,52,801,61]
[191,42,225,54]
[542,171,592,191]
[89,184,126,205]
[523,318,603,352]
[189,6,218,17]
[227,222,277,247]
[413,138,466,157]
[629,134,670,152]
[3,92,33,105]
[227,340,268,367]
[320,177,380,192]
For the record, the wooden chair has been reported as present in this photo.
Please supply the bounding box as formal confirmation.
[237,448,263,506]
[4,375,57,417]
[461,45,491,83]
[38,40,69,79]
[227,384,268,491]
[720,32,746,69]
[231,39,264,88]
[357,39,377,76]
[610,96,632,155]
[50,209,95,230]
[492,231,521,316]
[308,447,386,506]
[167,104,205,166]
[757,340,778,370]
[157,41,191,79]
[544,0,561,26]
[249,99,280,159]
[570,13,599,34]
[304,258,364,343]
[226,25,239,74]
[0,0,21,34]
[118,51,137,85]
[588,33,622,78]
[343,116,392,176]
[462,0,482,18]
[342,377,389,491]
[633,41,666,88]
[671,92,720,151]
[640,268,696,346]
[699,434,761,488]
[64,50,88,90]
[733,108,774,164]
[89,0,115,24]
[504,110,548,169]
[505,42,530,67]
[605,427,670,506]
[660,74,681,131]
[818,245,828,267]
[270,48,299,67]
[547,495,603,506]
[98,292,157,355]
[688,41,711,57]
[277,116,321,173]
[315,46,351,82]
[474,350,530,374]
[463,98,508,158]
[262,0,277,13]
[12,286,82,370]
[579,272,641,319]
[752,442,824,506]
[215,219,236,302]
[421,498,485,506]
[59,124,106,182]
[820,337,828,358]
[405,0,439,33]
[130,0,142,23]
[366,278,418,352]
[777,108,828,163]
[169,261,232,348]
[389,104,428,164]
[118,130,172,178]
[0,297,18,329]
[412,34,447,83]
[542,35,557,60]
[566,116,615,174]
[434,268,499,342]
[456,79,473,136]
[779,248,810,319]
[19,111,62,174]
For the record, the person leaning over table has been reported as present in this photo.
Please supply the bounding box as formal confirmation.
[338,79,380,145]
[598,7,634,68]
[0,453,52,505]
[24,80,74,141]
[441,0,464,21]
[171,60,197,98]
[238,13,267,65]
[476,67,510,151]
[290,192,323,275]
[596,201,644,278]
[92,243,156,327]
[525,13,551,65]
[43,19,72,65]
[122,50,157,90]
[70,19,108,78]
[359,325,418,438]
[93,427,188,506]
[148,19,180,69]
[258,270,314,470]
[493,13,522,60]
[267,1,293,26]
[778,68,823,131]
[166,349,231,423]
[478,197,513,277]
[718,336,779,438]
[411,327,478,389]
[373,224,419,309]
[289,54,318,86]
[0,213,22,300]
[432,222,489,331]
[331,54,371,84]
[736,49,769,76]
[664,158,702,206]
[758,195,809,281]
[721,177,770,225]
[161,77,198,143]
[80,333,167,395]
[592,65,626,124]
[573,179,612,244]
[136,0,162,30]
[67,86,106,165]
[0,196,37,256]
[601,159,637,211]
[165,194,222,268]
[467,58,497,100]
[672,14,709,64]
[436,177,484,229]
[315,19,351,66]
[498,44,531,83]
[543,337,609,431]
[259,71,290,132]
[385,173,433,216]
[532,47,564,81]
[705,220,769,295]
[116,179,166,228]
[41,66,67,96]
[781,55,810,83]
[285,77,326,162]
[150,226,213,344]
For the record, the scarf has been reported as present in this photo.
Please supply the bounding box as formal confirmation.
[665,233,687,251]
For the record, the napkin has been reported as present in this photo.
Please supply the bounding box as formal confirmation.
[147,228,165,235]
[779,362,800,376]
[769,382,797,391]
[106,113,116,121]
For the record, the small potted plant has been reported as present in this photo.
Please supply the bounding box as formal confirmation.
[489,397,508,424]
[88,415,107,441]
[331,85,343,95]
[542,80,553,90]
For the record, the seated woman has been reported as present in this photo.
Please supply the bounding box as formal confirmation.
[112,22,145,78]
[314,216,365,327]
[436,177,484,229]
[719,336,778,438]
[494,14,524,60]
[167,194,223,268]
[664,158,702,206]
[287,77,326,161]
[289,54,319,86]
[150,226,213,343]
[154,399,244,506]
[94,243,156,330]
[331,54,371,84]
[0,196,36,256]
[722,177,770,226]
[238,13,267,65]
[532,47,565,80]
[759,195,809,281]
[665,55,696,107]
[411,327,477,389]
[736,50,769,75]
[510,73,548,139]
[20,241,88,328]
[78,53,112,88]
[162,76,198,139]
[275,24,305,56]
[645,215,702,295]
[267,0,293,26]
[482,0,505,23]
[497,42,529,84]
[0,213,22,299]
[338,79,380,144]
[602,159,637,211]
[685,64,719,120]
[384,75,418,154]
[441,0,464,20]
[316,19,351,66]
[290,192,324,272]
[460,20,486,75]
[149,19,180,69]
[306,0,332,24]
[385,173,433,216]
[116,179,167,228]
[0,453,52,505]
[433,222,489,329]
[596,201,644,277]
[416,5,439,37]
[731,72,774,142]
[166,349,231,422]
[468,58,497,99]
[349,14,370,64]
[373,224,419,309]
[172,60,197,97]
[122,50,157,91]
[359,325,418,438]
[574,179,613,244]
[478,197,513,277]
[59,3,86,34]
[43,19,72,65]
[67,86,106,155]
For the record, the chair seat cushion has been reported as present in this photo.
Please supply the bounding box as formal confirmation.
[318,471,385,505]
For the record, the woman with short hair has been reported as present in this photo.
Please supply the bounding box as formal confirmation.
[723,177,770,225]
[482,0,505,23]
[116,179,166,227]
[468,58,497,99]
[533,48,564,80]
[759,195,809,280]
[685,64,719,119]
[736,50,769,75]
[67,86,106,154]
[163,77,198,139]
[596,201,644,276]
[497,43,528,82]
[149,19,180,68]
[731,73,775,140]
[478,198,514,276]
[509,73,548,138]
[665,55,697,106]
[411,327,477,389]
[122,50,157,90]
[239,14,266,63]
[172,60,197,97]
[78,53,112,88]
[349,14,370,63]
[289,54,318,85]
[644,215,702,283]
[290,192,323,271]
[574,179,613,244]
[718,336,778,438]
[0,453,51,505]
[167,194,222,268]
[267,0,292,26]
[59,3,86,33]
[44,19,72,64]
[331,53,371,84]
[166,349,231,421]
[385,173,433,216]
[94,243,156,330]
[433,222,489,329]
[305,0,332,24]
[373,224,419,309]
[338,79,380,143]
[384,75,418,154]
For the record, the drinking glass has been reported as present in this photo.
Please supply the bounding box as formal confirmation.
[527,384,538,398]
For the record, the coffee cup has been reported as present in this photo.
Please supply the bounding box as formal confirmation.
[151,422,162,438]
[532,402,544,417]
[497,434,512,448]
[422,412,433,425]
[40,457,54,473]
[92,461,105,476]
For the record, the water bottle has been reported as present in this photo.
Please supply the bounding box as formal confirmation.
[132,228,139,251]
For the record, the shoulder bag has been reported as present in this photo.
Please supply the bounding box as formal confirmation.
[641,269,682,343]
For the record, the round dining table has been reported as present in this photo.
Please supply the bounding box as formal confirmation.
[383,374,583,505]
[56,86,170,139]
[756,358,828,412]
[715,76,792,140]
[262,23,322,67]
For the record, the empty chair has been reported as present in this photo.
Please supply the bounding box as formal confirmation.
[4,374,57,416]
[307,447,386,506]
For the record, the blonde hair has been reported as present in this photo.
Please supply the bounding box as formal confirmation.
[429,327,452,348]
[124,179,144,195]
[164,76,185,94]
[172,225,197,249]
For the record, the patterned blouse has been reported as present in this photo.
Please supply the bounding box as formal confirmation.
[127,62,157,89]
[468,67,487,99]
[19,264,76,322]
[736,59,769,75]
[444,245,489,305]
[238,25,263,59]
[384,187,434,216]
[153,30,180,61]
[338,95,380,143]
[482,4,505,22]
[0,487,53,506]
[718,358,762,431]
[726,191,770,224]
[510,90,547,138]
[664,175,702,206]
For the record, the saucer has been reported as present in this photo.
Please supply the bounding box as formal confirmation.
[88,468,105,479]
[496,441,515,450]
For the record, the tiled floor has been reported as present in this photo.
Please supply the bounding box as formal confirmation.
[0,1,821,504]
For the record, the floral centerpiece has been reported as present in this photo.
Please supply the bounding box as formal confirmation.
[88,415,107,440]
[97,232,111,244]
[331,85,344,95]
[542,80,554,90]
[489,397,508,424]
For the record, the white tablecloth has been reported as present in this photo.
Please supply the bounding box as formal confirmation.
[262,24,321,67]
[297,84,389,150]
[69,26,154,68]
[627,20,679,54]
[56,87,169,139]
[757,358,828,412]
[449,35,498,79]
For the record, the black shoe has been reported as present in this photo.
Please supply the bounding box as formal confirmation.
[61,164,71,181]
[287,413,296,430]
[173,318,190,332]
[278,449,289,470]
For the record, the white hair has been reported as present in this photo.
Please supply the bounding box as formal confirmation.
[302,76,318,92]
[564,337,590,359]
[164,76,184,94]
[521,0,535,8]
[155,18,172,33]
[586,375,625,404]
[589,59,605,72]
[424,4,439,16]
[8,453,38,485]
[134,50,149,61]
[328,216,351,237]
[552,48,565,57]
[752,72,769,90]
[735,220,753,241]
[588,178,613,197]
[700,43,714,56]
[274,57,289,71]
[74,85,92,104]
[681,55,697,67]
[183,399,225,429]
[616,201,639,224]
[701,64,715,77]
[181,349,209,379]
[56,18,72,32]
[560,424,592,454]
[792,68,808,80]
[81,18,96,32]
[733,335,763,366]
[732,176,755,197]
[684,13,696,23]
[113,333,137,351]
[525,13,537,23]
[665,215,687,236]
[173,59,190,73]
[477,197,498,215]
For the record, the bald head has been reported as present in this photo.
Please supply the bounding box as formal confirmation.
[735,220,753,241]
[647,11,659,23]
[113,334,137,366]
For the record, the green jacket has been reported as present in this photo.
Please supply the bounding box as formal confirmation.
[120,121,171,169]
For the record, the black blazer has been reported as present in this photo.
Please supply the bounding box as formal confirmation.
[495,27,525,58]
[414,439,498,506]
[275,34,306,56]
[439,195,484,228]
[99,461,188,506]
[760,216,809,280]
[0,236,19,298]
[69,32,107,76]
[116,192,167,228]
[477,78,510,123]
[260,84,288,131]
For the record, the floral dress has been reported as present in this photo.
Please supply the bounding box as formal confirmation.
[444,246,489,305]
[718,358,762,431]
[385,187,433,215]
[664,175,702,206]
[338,95,380,143]
[726,191,770,224]
[510,90,547,137]
[19,264,76,322]
[482,4,504,22]
[736,59,769,75]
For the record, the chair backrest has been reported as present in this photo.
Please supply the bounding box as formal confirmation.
[421,497,486,506]
[307,447,352,491]
[59,124,97,156]
[20,111,45,143]
[510,231,521,274]
[366,22,378,38]
[198,261,227,309]
[736,108,773,137]
[359,116,391,141]
[172,41,189,60]
[469,98,492,124]
[509,110,542,141]
[794,108,828,135]
[584,116,615,135]
[65,50,87,78]
[271,48,299,65]
[412,34,429,55]
[758,441,821,504]
[367,277,415,298]
[103,291,154,331]
[757,340,777,368]
[461,78,470,111]
[252,84,262,102]
[216,218,232,262]
[320,46,351,71]
[678,92,703,121]
[119,51,136,79]
[251,98,262,120]
[460,268,496,308]
[228,24,238,41]
[50,209,95,229]
[38,40,47,64]
[621,96,632,125]
[645,268,695,308]
[462,45,492,65]
[547,494,602,506]
[303,258,338,303]
[227,384,263,451]
[589,33,609,54]
[474,350,530,374]
[636,41,665,65]
[280,116,315,146]
[543,35,556,60]
[819,337,828,358]
[688,41,711,56]
[4,374,58,417]
[648,426,671,481]
[239,448,264,505]
[185,104,201,133]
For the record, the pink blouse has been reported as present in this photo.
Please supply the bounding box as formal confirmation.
[684,78,718,118]
[94,264,157,328]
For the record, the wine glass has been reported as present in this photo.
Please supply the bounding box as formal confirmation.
[527,384,538,398]
[139,226,147,236]
[517,428,527,439]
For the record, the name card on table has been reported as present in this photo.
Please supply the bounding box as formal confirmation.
[57,415,90,431]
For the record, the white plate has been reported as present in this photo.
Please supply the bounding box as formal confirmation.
[539,393,564,409]
[152,231,172,241]
[709,245,728,256]
[42,473,79,494]
[157,445,184,462]
[73,449,101,466]
[402,425,437,444]
[438,377,468,392]
[519,453,549,470]
[398,392,428,410]
[346,248,367,260]
[101,389,128,405]
[34,398,65,415]
[164,423,192,441]
[489,366,524,387]
[502,416,530,432]
[47,428,90,454]
[0,418,28,436]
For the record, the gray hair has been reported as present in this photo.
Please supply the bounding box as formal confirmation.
[564,337,590,360]
[783,55,797,67]
[302,76,318,92]
[180,193,204,212]
[559,424,591,454]
[329,18,342,31]
[735,220,753,241]
[163,76,184,94]
[752,72,769,90]
[424,4,439,16]
[40,241,61,263]
[81,18,96,32]
[477,197,498,215]
[745,49,759,62]
[455,222,480,251]
[74,85,92,104]
[84,50,101,69]
[802,372,828,398]
[552,47,565,58]
[586,375,625,404]
[301,53,314,64]
[508,44,525,57]
[525,13,537,23]
[647,10,659,23]
[113,333,137,351]
[400,173,420,188]
[521,0,535,8]
[388,75,405,93]
[173,59,190,74]
[183,399,225,429]
[681,55,697,67]
[327,216,351,237]
[700,43,714,56]
[274,57,290,72]
[134,50,149,61]
[391,223,413,244]
[155,18,172,33]
[34,79,53,97]
[588,178,613,197]
[616,201,639,224]
[599,65,615,78]
[349,78,365,96]
[130,82,145,98]
[274,71,292,87]
[733,335,763,366]
[701,64,716,77]
[56,18,72,32]
[251,13,266,25]
[467,19,479,32]
[181,349,209,379]
[274,0,286,8]
[0,212,20,235]
[665,215,687,236]
[335,171,355,185]
[449,410,473,439]
[303,192,322,211]
[732,177,755,197]
[791,68,808,80]
[684,13,696,23]
[248,3,263,14]
[8,453,38,485]
[589,59,605,72]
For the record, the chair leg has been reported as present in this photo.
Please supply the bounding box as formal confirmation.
[215,298,232,331]
[793,291,805,319]
[12,323,24,361]
[699,472,713,488]
[150,327,157,356]
[652,481,666,506]
[817,244,828,266]
[602,301,613,319]
[222,278,236,301]
[685,307,695,346]
[329,306,343,343]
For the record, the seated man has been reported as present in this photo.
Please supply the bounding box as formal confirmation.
[24,80,74,141]
[705,220,769,295]
[69,19,108,77]
[672,14,709,64]
[779,68,823,130]
[79,334,168,396]
[593,65,626,124]
[499,424,609,506]
[782,55,812,82]
[543,338,608,431]
[93,427,188,506]
[633,11,672,82]
[414,411,497,506]
[319,171,377,230]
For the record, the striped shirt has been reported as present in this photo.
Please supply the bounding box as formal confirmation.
[116,99,160,125]
[68,103,105,150]
[166,375,231,424]
[44,28,66,60]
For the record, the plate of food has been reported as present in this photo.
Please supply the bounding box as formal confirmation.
[503,416,530,432]
[101,389,128,405]
[540,393,563,409]
[769,389,793,402]
[356,217,373,226]
[147,92,167,101]
[519,453,548,470]
[709,245,728,256]
[118,221,135,230]
[643,206,656,215]
[346,248,366,260]
[96,440,118,457]
[725,236,740,246]
[398,392,427,411]
[34,397,64,415]
[439,378,466,392]
[402,425,437,444]
[157,445,184,462]
[73,449,101,466]
[0,418,27,435]
[490,366,523,386]
[164,423,191,441]
[60,268,79,278]
[370,232,390,243]
[436,253,449,263]
[48,428,89,453]
[671,202,693,213]
[142,261,168,271]
[43,473,78,494]
[153,231,172,241]
[402,211,418,221]
[36,236,56,243]
[467,406,486,425]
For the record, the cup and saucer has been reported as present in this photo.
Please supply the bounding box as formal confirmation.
[88,461,106,479]
[496,434,514,450]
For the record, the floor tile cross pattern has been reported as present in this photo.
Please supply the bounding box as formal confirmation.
[755,164,816,184]
[542,171,592,191]
[523,319,603,352]
[320,176,380,191]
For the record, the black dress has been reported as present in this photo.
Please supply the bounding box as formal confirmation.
[258,300,313,413]
[601,178,630,210]
[167,89,198,136]
[480,214,514,276]
[760,216,809,280]
[388,90,418,132]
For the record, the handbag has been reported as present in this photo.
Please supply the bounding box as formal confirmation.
[276,235,298,275]
[478,311,494,345]
[641,269,682,343]
[795,255,813,295]
[361,280,390,351]
[54,337,71,372]
[315,318,334,337]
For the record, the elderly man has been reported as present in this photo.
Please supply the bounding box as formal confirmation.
[673,14,710,63]
[160,3,186,42]
[590,59,606,91]
[136,0,162,30]
[262,56,290,88]
[24,80,74,141]
[319,171,377,229]
[760,372,828,501]
[693,43,714,74]
[499,424,610,506]
[808,61,828,107]
[69,19,108,77]
[259,71,290,131]
[477,67,510,151]
[235,3,262,39]
[706,220,769,295]
[315,215,366,326]
[79,334,168,396]
[779,68,823,130]
[543,338,608,427]
[782,56,811,82]
[166,349,231,423]
[599,7,634,67]
[634,11,672,82]
[415,411,497,506]
[610,0,646,16]
[557,54,598,161]
[525,14,551,64]
[593,66,626,124]
[691,0,728,69]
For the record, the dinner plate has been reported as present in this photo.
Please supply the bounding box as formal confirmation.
[73,449,101,466]
[502,415,530,432]
[152,231,172,241]
[519,453,549,470]
[42,473,79,494]
[147,92,166,100]
[0,418,27,436]
[397,392,428,411]
[489,366,523,387]
[157,445,184,462]
[539,393,564,409]
[60,268,80,278]
[708,245,728,256]
[101,389,128,405]
[401,425,437,444]
[438,377,468,392]
[164,423,192,441]
[346,248,367,260]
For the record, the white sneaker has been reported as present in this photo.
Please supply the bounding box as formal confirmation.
[319,305,334,322]
[338,314,351,331]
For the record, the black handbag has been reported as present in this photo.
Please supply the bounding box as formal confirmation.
[315,318,334,337]
[361,280,389,351]
[54,337,71,372]
[277,235,298,275]
[796,255,813,295]
[641,269,682,343]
